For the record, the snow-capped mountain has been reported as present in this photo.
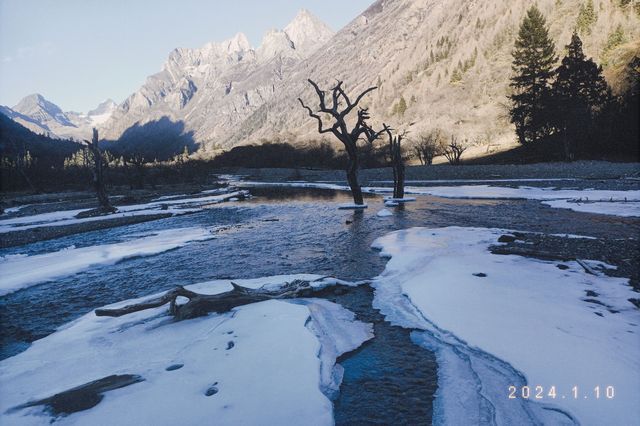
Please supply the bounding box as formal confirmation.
[86,99,118,124]
[1,95,117,141]
[99,9,334,154]
[13,94,75,129]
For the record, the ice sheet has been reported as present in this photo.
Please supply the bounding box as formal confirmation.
[0,275,371,425]
[0,227,216,296]
[236,181,640,217]
[372,226,640,425]
[542,200,640,217]
[0,190,249,234]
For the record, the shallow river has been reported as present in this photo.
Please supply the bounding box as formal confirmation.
[0,186,636,424]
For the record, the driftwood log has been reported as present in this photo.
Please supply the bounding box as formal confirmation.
[95,279,352,320]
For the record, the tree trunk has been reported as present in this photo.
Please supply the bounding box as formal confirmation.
[395,160,405,199]
[346,149,364,205]
[346,164,364,205]
[391,137,405,199]
[563,124,573,162]
[392,162,398,198]
[88,129,115,213]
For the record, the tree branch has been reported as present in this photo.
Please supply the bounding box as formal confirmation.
[341,86,377,118]
[298,98,336,134]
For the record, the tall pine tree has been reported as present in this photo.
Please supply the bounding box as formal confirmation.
[509,6,557,145]
[551,31,612,159]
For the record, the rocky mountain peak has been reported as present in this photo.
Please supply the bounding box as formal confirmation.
[88,99,117,117]
[219,32,252,55]
[283,9,334,56]
[13,94,73,127]
[14,94,63,117]
[257,29,295,62]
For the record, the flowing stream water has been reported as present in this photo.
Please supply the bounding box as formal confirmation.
[0,186,635,424]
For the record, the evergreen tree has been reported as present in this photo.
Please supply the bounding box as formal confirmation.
[509,6,557,145]
[611,54,640,159]
[551,31,612,159]
[395,96,407,116]
[576,0,597,35]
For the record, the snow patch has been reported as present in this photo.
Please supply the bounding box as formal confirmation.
[542,200,640,217]
[0,275,371,425]
[372,226,640,425]
[237,181,640,217]
[0,227,216,296]
[0,190,249,234]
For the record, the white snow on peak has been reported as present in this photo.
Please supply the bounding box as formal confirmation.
[12,93,74,127]
[87,99,117,117]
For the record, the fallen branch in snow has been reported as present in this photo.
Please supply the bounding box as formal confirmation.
[492,246,603,276]
[95,279,353,320]
[491,246,572,262]
[576,259,598,276]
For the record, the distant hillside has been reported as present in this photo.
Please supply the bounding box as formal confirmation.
[3,95,117,142]
[234,0,640,150]
[99,9,334,159]
[0,112,80,165]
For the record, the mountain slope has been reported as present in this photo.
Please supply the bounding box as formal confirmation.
[233,0,640,150]
[4,95,117,141]
[99,9,334,157]
[101,0,639,156]
[0,111,80,162]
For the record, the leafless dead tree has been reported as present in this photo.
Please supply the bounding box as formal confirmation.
[384,126,406,199]
[85,128,115,213]
[443,136,468,165]
[299,79,389,205]
[414,129,445,165]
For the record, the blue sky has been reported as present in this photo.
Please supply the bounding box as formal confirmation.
[0,0,373,112]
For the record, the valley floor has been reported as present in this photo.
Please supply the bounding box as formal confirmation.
[0,162,638,425]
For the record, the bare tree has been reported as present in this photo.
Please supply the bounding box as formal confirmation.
[86,128,115,213]
[443,136,468,165]
[413,129,445,165]
[299,79,389,205]
[384,126,406,199]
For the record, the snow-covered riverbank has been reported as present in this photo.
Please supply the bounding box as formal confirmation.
[0,227,217,296]
[1,183,636,424]
[372,226,640,425]
[0,275,372,425]
[0,190,249,234]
